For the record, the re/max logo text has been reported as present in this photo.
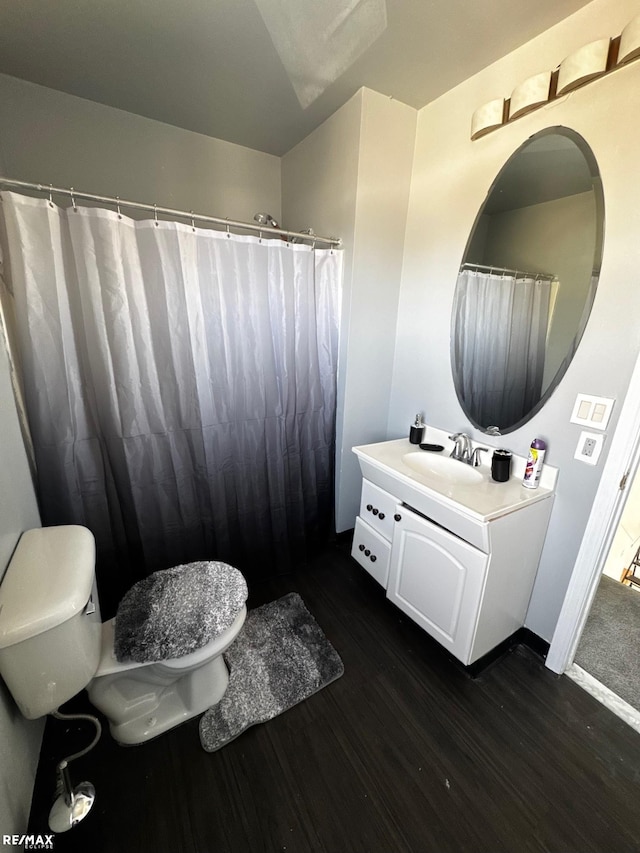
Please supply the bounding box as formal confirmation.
[2,835,54,849]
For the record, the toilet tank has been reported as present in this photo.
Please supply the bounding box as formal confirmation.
[0,525,102,719]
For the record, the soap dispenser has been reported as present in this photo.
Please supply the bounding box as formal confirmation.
[409,414,425,445]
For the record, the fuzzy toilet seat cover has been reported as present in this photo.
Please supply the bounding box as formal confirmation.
[113,561,248,663]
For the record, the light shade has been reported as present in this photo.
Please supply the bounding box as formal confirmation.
[618,13,640,65]
[508,71,552,121]
[470,99,506,140]
[556,38,611,96]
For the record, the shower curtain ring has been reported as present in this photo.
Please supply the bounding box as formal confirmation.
[154,204,159,226]
[226,218,230,238]
[190,211,195,232]
[48,185,54,208]
[70,188,77,212]
[116,197,122,219]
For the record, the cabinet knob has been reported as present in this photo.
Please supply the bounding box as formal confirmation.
[359,544,365,551]
[378,512,385,520]
[364,549,371,557]
[366,504,373,512]
[370,554,377,562]
[372,508,379,515]
[394,513,402,522]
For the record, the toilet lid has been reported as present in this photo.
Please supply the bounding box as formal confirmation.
[113,561,248,664]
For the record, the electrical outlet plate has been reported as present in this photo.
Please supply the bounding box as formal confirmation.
[570,394,615,430]
[574,430,604,465]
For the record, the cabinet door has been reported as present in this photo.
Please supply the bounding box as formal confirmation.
[387,507,489,665]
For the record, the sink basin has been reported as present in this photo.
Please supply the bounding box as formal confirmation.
[402,452,484,485]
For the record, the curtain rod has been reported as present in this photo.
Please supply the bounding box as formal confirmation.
[460,262,555,281]
[0,177,342,249]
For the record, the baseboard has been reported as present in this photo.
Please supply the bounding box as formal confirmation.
[465,628,550,677]
[519,627,550,660]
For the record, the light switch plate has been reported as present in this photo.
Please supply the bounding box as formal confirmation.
[570,394,615,430]
[574,430,605,465]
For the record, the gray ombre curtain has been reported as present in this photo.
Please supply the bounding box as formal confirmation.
[453,269,551,432]
[0,191,341,610]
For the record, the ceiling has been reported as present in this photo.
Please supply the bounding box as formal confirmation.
[0,0,596,157]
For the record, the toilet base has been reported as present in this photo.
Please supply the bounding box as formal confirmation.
[89,654,230,745]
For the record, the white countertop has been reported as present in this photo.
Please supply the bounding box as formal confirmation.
[353,433,557,523]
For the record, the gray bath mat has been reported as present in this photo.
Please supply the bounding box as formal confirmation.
[199,592,343,752]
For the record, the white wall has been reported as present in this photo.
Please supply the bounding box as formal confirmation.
[282,87,417,532]
[390,0,640,641]
[0,73,281,223]
[0,328,43,838]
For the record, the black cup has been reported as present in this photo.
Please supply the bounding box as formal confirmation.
[491,449,512,482]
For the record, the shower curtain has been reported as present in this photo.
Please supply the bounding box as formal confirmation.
[452,269,551,431]
[0,191,342,611]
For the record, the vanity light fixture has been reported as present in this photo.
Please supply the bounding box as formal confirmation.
[618,12,640,65]
[508,70,552,121]
[556,38,611,96]
[470,10,640,140]
[470,98,506,141]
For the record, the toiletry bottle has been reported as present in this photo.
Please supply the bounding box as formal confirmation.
[409,414,425,445]
[522,438,546,489]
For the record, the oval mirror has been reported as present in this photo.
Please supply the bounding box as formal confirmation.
[451,127,604,434]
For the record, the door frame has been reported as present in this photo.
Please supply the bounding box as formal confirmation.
[546,349,640,673]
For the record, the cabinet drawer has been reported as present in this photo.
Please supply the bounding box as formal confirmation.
[359,480,397,541]
[351,517,391,588]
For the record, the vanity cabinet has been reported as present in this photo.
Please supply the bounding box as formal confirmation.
[350,436,556,667]
[387,505,488,664]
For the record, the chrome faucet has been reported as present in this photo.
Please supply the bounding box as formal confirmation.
[449,432,472,463]
[449,433,489,467]
[469,446,489,467]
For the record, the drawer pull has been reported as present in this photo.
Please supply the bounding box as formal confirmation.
[378,512,385,520]
[366,504,373,511]
[370,554,377,562]
[364,549,371,557]
[359,543,365,551]
[394,513,402,522]
[372,508,379,515]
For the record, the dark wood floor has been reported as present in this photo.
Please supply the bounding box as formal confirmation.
[28,542,640,852]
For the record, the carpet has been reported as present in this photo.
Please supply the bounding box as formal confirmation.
[199,592,344,752]
[574,574,640,710]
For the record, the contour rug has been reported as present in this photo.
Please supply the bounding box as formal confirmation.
[199,592,344,752]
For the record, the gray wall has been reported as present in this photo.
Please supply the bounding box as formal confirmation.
[0,73,282,223]
[282,87,416,532]
[0,325,42,839]
[389,0,640,641]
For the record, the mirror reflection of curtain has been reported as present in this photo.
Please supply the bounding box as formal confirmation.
[453,269,552,431]
[0,191,342,611]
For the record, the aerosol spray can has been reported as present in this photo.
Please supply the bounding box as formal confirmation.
[522,438,546,489]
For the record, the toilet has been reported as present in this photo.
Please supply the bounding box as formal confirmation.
[0,525,247,745]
